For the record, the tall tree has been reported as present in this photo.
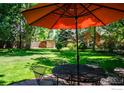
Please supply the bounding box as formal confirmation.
[92,27,96,51]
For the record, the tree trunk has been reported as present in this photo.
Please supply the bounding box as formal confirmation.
[25,36,31,49]
[24,26,32,50]
[19,32,22,49]
[0,40,4,48]
[92,27,96,51]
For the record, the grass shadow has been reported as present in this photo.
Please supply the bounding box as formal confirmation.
[54,50,124,72]
[33,57,69,67]
[0,80,6,85]
[9,79,37,85]
[0,74,6,85]
[0,48,58,57]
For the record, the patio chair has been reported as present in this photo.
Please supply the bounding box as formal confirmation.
[31,65,65,85]
[31,65,48,85]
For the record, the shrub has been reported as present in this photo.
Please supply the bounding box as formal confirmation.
[56,42,63,51]
[67,43,75,50]
[79,42,87,49]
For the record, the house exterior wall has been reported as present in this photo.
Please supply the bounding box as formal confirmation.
[31,40,55,48]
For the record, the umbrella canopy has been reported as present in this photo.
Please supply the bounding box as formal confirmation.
[22,3,124,85]
[22,3,124,29]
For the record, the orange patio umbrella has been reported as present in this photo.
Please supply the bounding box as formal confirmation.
[22,3,124,85]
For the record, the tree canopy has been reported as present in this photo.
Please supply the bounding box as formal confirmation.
[0,3,124,51]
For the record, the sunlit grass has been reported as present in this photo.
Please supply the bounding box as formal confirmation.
[0,48,124,85]
[88,56,113,59]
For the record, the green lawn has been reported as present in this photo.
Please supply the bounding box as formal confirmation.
[0,48,124,85]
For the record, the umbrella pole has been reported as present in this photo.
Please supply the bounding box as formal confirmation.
[75,17,80,85]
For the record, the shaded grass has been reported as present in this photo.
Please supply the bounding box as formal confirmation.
[0,48,124,85]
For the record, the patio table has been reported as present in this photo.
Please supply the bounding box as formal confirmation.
[52,64,107,85]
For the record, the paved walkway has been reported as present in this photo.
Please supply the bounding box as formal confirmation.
[11,75,93,85]
[11,79,93,85]
[12,79,38,85]
[11,73,124,85]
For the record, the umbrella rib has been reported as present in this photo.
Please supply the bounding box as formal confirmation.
[91,4,124,13]
[55,4,74,16]
[58,6,103,18]
[74,4,78,17]
[78,4,91,16]
[50,5,71,29]
[78,6,103,18]
[29,4,65,25]
[52,12,71,18]
[80,4,106,25]
[22,3,59,13]
[52,4,73,18]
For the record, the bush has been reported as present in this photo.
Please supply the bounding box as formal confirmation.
[79,42,87,49]
[56,42,63,51]
[67,43,75,50]
[117,43,124,50]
